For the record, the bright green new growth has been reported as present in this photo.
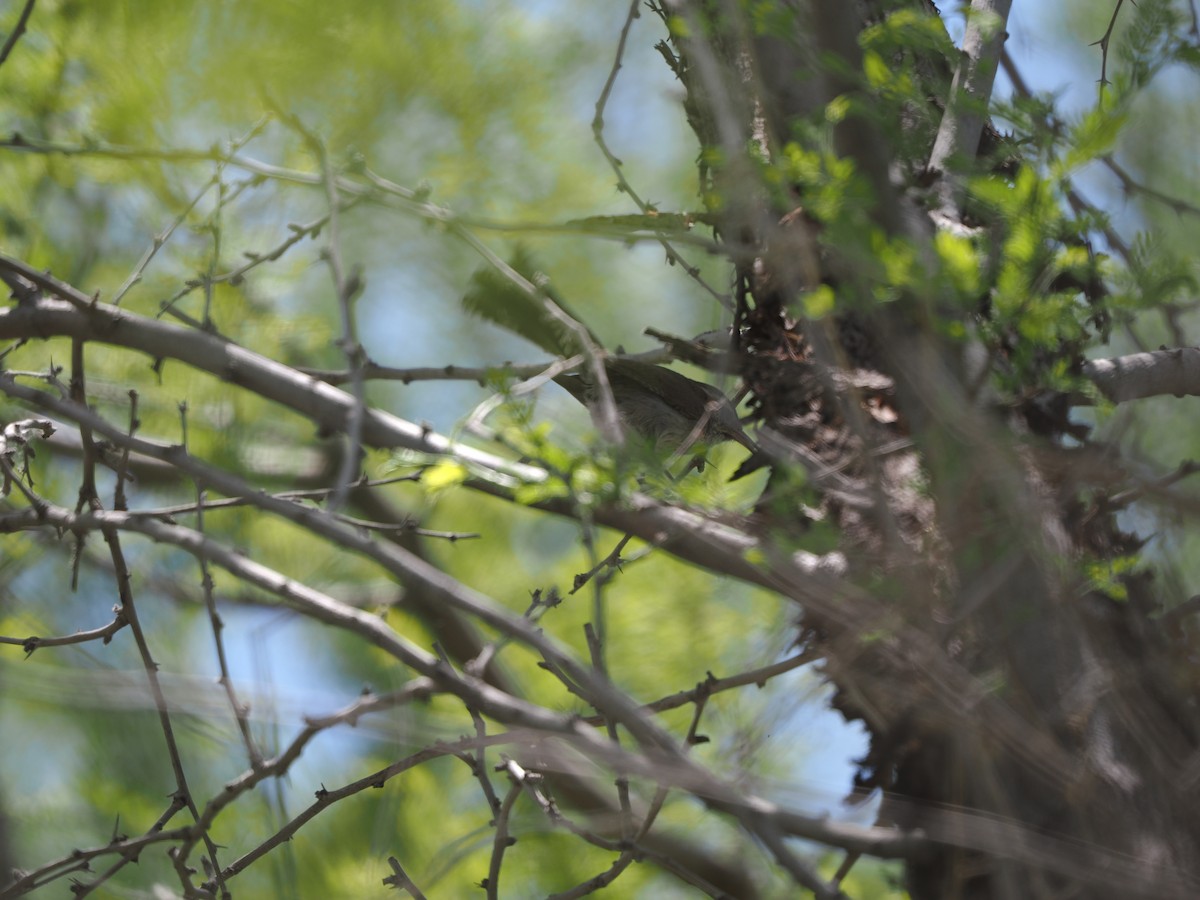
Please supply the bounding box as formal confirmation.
[460,245,597,359]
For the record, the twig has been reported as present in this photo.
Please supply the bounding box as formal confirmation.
[122,474,420,519]
[190,419,264,769]
[0,826,191,898]
[211,734,533,889]
[572,532,638,594]
[177,680,437,865]
[545,852,638,900]
[68,345,226,897]
[1107,459,1200,509]
[155,202,359,321]
[383,856,430,899]
[71,796,188,898]
[0,0,36,70]
[299,347,668,387]
[592,0,732,312]
[610,650,817,723]
[585,623,634,838]
[435,641,503,821]
[1,607,127,654]
[463,354,583,441]
[484,779,522,899]
[0,135,729,249]
[1091,0,1129,94]
[296,118,368,511]
[112,117,270,305]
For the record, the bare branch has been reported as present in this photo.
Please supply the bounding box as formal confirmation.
[929,0,1013,219]
[0,0,35,70]
[1083,348,1200,403]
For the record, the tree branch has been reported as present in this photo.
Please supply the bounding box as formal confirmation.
[1083,348,1200,403]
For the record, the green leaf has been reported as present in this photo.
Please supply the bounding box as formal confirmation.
[422,460,469,493]
[513,479,570,505]
[1061,107,1128,173]
[800,284,837,319]
[935,230,981,298]
[461,245,599,358]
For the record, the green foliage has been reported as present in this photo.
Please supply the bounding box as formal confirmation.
[1112,234,1199,313]
[1059,105,1128,174]
[461,246,598,358]
[933,230,983,302]
[1114,0,1186,91]
[801,283,837,318]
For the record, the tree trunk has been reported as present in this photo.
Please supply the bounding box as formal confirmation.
[660,1,1200,895]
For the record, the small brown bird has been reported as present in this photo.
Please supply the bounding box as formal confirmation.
[554,358,756,455]
[461,247,757,459]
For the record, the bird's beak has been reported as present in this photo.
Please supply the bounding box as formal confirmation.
[729,428,758,454]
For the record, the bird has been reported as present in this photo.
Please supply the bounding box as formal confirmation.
[553,357,756,455]
[461,248,756,459]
